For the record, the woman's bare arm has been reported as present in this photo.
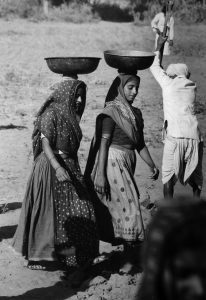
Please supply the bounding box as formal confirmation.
[93,135,111,195]
[138,146,159,180]
[84,138,98,179]
[42,137,70,182]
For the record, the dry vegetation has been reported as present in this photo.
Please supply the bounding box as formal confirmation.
[0,0,206,23]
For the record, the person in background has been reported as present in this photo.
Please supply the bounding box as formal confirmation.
[150,35,203,199]
[137,197,206,300]
[12,79,98,287]
[151,4,174,55]
[85,73,159,274]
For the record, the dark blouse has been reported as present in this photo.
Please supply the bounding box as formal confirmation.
[102,115,145,152]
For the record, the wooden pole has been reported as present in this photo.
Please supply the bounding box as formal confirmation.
[160,0,174,66]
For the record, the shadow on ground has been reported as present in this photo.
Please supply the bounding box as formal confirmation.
[0,202,22,214]
[0,225,17,241]
[0,124,27,130]
[0,281,76,300]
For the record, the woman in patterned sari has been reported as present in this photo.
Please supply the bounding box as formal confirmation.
[85,74,159,274]
[12,79,98,286]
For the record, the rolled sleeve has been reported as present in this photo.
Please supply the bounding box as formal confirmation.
[150,51,172,88]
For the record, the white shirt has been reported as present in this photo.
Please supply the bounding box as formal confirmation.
[150,52,201,141]
[151,12,174,41]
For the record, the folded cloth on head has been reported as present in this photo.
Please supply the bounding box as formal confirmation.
[166,63,190,78]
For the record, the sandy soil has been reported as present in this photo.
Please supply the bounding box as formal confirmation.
[0,19,205,299]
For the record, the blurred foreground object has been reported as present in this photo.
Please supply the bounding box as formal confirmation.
[137,197,206,300]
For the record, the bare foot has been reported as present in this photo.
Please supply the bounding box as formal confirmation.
[119,261,133,275]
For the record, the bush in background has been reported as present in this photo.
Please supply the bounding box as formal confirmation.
[48,2,99,23]
[0,0,98,22]
[93,2,133,22]
[0,0,41,19]
[175,3,206,24]
[0,0,206,24]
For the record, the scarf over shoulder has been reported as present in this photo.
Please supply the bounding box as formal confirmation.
[85,74,144,176]
[32,79,86,160]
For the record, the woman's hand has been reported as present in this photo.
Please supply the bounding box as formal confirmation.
[56,166,71,182]
[149,167,159,181]
[94,173,109,196]
[139,146,159,181]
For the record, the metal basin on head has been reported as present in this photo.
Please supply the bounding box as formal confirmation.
[45,57,101,76]
[104,50,155,73]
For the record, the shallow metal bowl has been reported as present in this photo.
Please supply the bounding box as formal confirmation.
[104,50,155,72]
[45,57,101,76]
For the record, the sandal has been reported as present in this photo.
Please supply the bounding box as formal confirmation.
[27,261,46,270]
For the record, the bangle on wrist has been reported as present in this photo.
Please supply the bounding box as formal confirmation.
[55,166,61,172]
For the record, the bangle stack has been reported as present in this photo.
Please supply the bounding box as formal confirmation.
[55,166,61,172]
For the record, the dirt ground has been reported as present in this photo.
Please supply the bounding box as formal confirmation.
[0,19,205,299]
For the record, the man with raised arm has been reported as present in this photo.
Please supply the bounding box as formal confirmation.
[150,35,203,199]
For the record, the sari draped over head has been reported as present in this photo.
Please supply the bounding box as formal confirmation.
[85,74,147,243]
[32,80,86,160]
[85,74,143,176]
[166,63,190,78]
[97,74,142,146]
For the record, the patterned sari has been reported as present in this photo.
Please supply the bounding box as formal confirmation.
[12,80,98,267]
[86,75,150,243]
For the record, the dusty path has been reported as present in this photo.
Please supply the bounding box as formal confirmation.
[0,20,205,299]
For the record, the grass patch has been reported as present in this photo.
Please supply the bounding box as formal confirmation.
[173,25,206,57]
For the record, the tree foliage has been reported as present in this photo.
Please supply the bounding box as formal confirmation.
[0,0,205,22]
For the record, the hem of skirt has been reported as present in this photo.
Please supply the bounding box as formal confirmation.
[114,234,143,242]
[28,257,57,261]
[10,246,57,261]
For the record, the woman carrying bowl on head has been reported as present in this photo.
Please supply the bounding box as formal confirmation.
[85,73,159,274]
[12,78,98,287]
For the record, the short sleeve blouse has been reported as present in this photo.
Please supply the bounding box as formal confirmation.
[102,115,145,151]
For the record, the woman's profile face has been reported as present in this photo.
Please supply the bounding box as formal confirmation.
[123,80,139,103]
[75,86,86,119]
